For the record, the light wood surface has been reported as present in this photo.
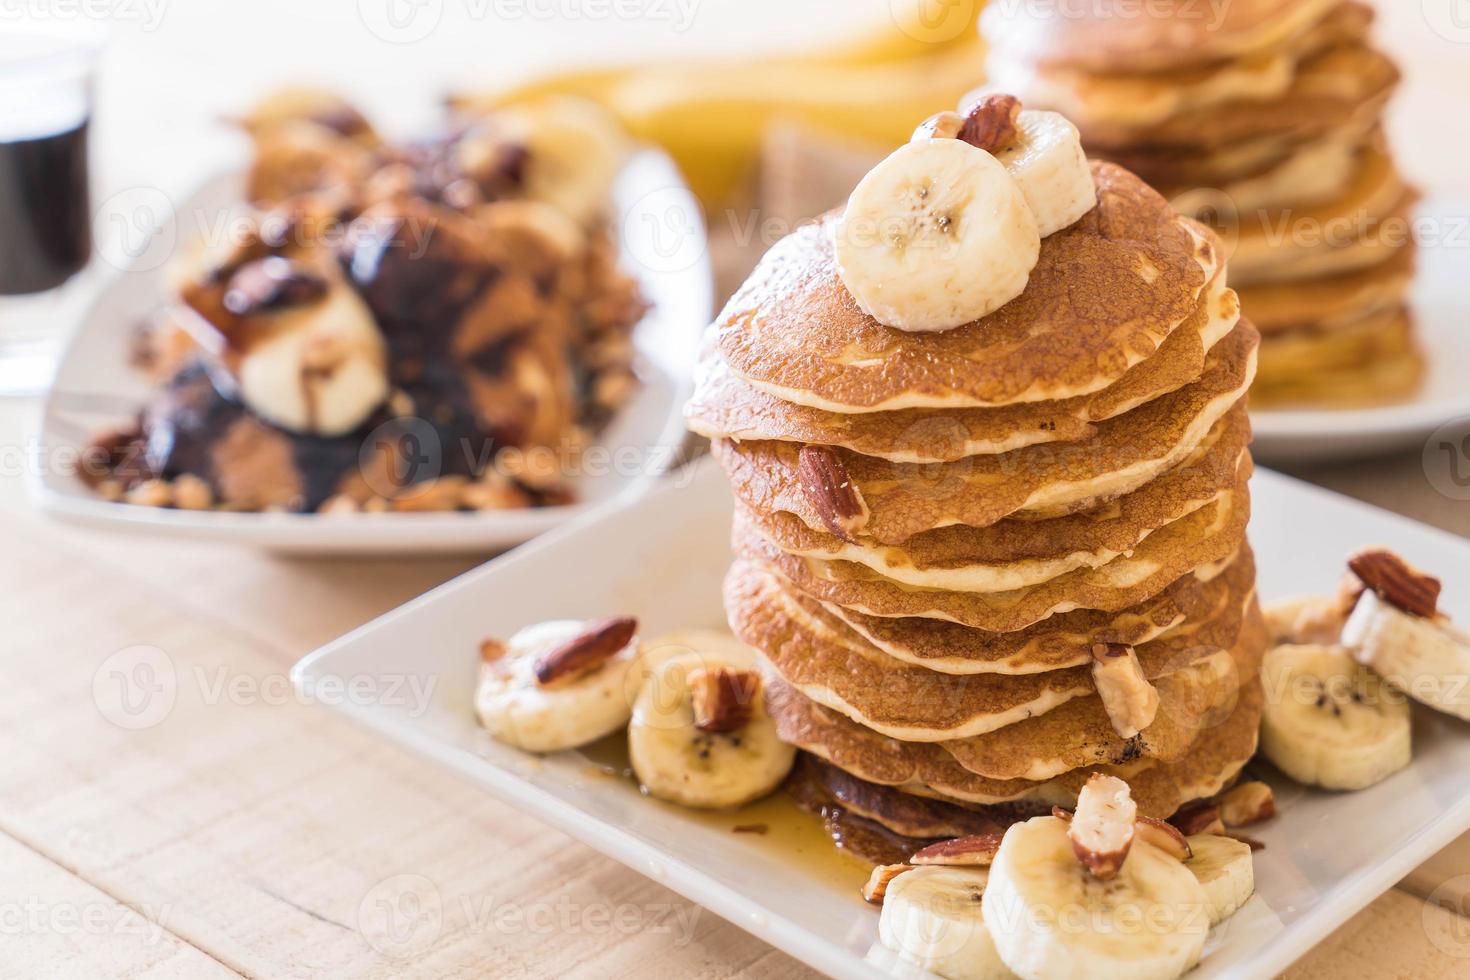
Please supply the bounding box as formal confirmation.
[4,392,1470,979]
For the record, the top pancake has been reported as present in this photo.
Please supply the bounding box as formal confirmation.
[979,0,1344,74]
[687,271,1239,463]
[713,163,1216,412]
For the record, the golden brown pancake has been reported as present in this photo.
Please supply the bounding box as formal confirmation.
[714,324,1257,545]
[1253,316,1424,407]
[1256,307,1413,383]
[736,471,1252,631]
[687,273,1238,463]
[740,423,1249,593]
[728,558,1253,741]
[985,2,1373,132]
[824,546,1256,676]
[979,0,1343,74]
[1237,243,1414,334]
[714,164,1217,412]
[765,617,1265,796]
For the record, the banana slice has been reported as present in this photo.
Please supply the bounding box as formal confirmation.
[989,110,1096,238]
[629,634,795,809]
[985,815,1211,980]
[878,866,1016,980]
[1184,834,1255,925]
[834,138,1040,333]
[489,96,629,226]
[1259,644,1411,791]
[1344,590,1470,721]
[475,618,640,753]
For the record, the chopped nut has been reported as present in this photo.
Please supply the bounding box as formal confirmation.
[362,497,390,513]
[591,369,637,409]
[480,638,508,662]
[1135,816,1191,862]
[913,110,966,141]
[861,864,913,905]
[1348,548,1441,618]
[172,474,214,511]
[797,445,869,544]
[391,476,469,512]
[1218,782,1276,828]
[959,94,1022,153]
[910,834,1004,867]
[1091,643,1160,739]
[463,478,533,511]
[689,666,760,733]
[125,479,174,508]
[1170,803,1225,837]
[96,479,125,502]
[534,616,638,686]
[319,494,362,514]
[1068,774,1136,880]
[498,446,566,490]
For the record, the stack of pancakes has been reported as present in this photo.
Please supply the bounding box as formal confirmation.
[983,0,1419,406]
[687,161,1267,865]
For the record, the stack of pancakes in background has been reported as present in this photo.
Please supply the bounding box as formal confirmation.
[687,161,1268,864]
[983,0,1420,406]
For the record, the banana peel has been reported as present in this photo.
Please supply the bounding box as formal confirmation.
[450,3,989,208]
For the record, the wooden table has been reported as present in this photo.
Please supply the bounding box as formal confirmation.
[4,393,1470,979]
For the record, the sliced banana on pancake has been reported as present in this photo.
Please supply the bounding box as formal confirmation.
[989,110,1096,237]
[1259,643,1410,790]
[878,866,1016,980]
[629,633,795,809]
[985,810,1210,980]
[475,617,640,753]
[1340,550,1470,721]
[1184,834,1255,925]
[834,138,1040,333]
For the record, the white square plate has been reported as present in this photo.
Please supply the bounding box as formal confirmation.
[31,150,712,554]
[292,460,1470,978]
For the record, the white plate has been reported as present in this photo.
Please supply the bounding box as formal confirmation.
[1250,197,1470,464]
[30,150,711,553]
[293,459,1470,979]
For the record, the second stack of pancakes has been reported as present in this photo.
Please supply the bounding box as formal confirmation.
[688,160,1268,861]
[983,0,1420,406]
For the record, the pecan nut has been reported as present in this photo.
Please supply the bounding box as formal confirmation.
[1091,643,1160,739]
[909,833,1004,867]
[533,616,637,686]
[797,445,869,543]
[861,863,913,905]
[689,666,760,733]
[959,94,1022,154]
[1348,548,1441,618]
[1068,774,1136,880]
[1169,802,1225,838]
[1218,781,1276,828]
[1134,816,1191,862]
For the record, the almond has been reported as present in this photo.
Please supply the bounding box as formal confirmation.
[959,94,1022,153]
[1170,803,1225,837]
[861,864,913,905]
[1135,816,1192,862]
[1091,643,1160,739]
[914,110,966,141]
[1068,774,1136,880]
[689,666,760,733]
[797,445,869,543]
[1348,548,1441,618]
[1218,781,1276,828]
[533,616,637,686]
[909,833,1004,867]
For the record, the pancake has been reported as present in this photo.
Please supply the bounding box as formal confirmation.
[1167,121,1370,214]
[714,163,1217,412]
[740,423,1249,594]
[1080,43,1399,152]
[714,323,1257,545]
[1227,144,1417,287]
[985,2,1372,132]
[1253,319,1424,407]
[728,559,1253,742]
[1237,243,1413,335]
[979,0,1343,74]
[765,617,1265,793]
[736,470,1252,631]
[824,546,1256,676]
[1256,307,1412,383]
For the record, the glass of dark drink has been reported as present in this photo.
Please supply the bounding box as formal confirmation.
[0,29,100,394]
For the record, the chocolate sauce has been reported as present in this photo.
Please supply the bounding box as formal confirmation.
[0,119,91,294]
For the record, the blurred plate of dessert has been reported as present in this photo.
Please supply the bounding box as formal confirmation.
[31,90,711,553]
